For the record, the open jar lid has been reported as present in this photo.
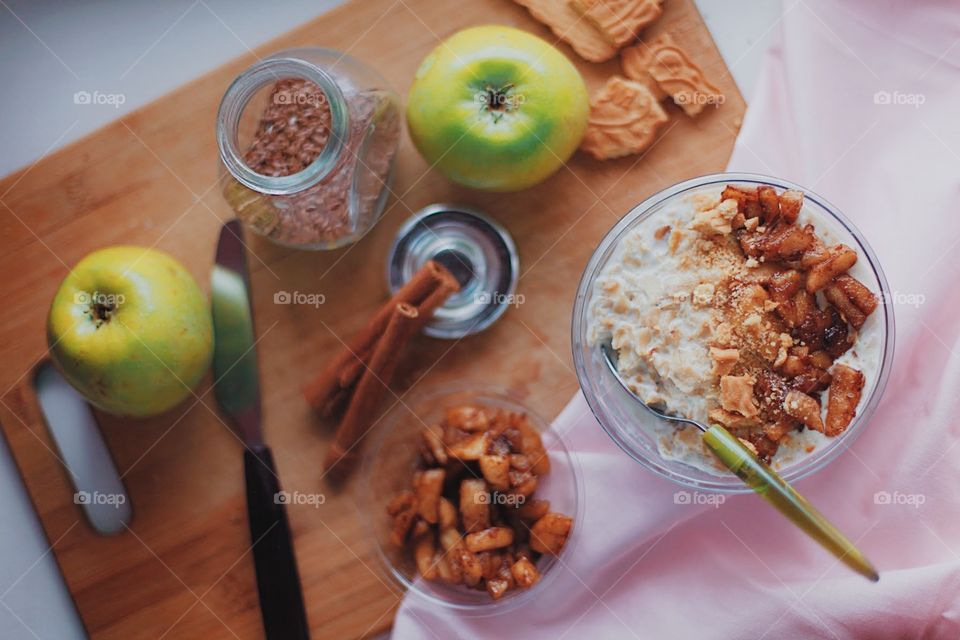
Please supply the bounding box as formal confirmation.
[387,204,519,339]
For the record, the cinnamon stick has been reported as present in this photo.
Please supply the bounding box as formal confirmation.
[415,269,460,330]
[324,302,420,475]
[334,269,460,394]
[303,260,459,414]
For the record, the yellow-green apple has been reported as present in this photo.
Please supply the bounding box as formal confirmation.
[406,25,589,192]
[47,247,213,418]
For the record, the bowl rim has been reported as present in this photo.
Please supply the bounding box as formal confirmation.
[570,172,896,493]
[358,382,585,614]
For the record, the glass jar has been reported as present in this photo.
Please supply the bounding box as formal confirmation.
[216,48,401,250]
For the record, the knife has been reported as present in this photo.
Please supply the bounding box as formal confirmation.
[211,219,310,639]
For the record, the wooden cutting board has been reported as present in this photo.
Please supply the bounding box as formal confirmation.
[0,0,744,637]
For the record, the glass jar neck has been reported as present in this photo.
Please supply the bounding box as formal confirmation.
[216,57,349,195]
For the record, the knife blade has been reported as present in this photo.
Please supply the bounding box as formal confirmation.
[211,221,261,444]
[211,219,310,640]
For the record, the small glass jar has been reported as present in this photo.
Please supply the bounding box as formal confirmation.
[216,48,401,250]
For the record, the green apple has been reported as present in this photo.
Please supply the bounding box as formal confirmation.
[406,25,589,192]
[47,247,213,418]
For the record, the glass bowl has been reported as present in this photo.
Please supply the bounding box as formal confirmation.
[571,173,895,493]
[360,384,583,614]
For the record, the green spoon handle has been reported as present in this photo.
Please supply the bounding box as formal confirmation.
[703,424,878,582]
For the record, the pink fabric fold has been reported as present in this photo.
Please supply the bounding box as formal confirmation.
[394,1,960,636]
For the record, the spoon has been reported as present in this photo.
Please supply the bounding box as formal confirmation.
[600,342,879,582]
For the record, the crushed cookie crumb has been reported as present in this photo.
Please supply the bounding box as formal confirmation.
[720,374,759,418]
[710,347,740,377]
[713,322,734,346]
[693,283,715,307]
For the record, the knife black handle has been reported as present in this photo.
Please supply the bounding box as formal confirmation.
[244,445,310,640]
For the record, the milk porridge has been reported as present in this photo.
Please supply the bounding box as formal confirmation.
[588,184,881,472]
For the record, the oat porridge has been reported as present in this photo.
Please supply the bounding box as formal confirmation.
[588,183,881,472]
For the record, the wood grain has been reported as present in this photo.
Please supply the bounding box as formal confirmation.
[0,0,744,637]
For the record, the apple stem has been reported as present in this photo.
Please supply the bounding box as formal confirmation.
[482,83,519,118]
[92,302,115,327]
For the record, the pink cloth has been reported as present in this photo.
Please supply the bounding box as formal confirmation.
[394,1,960,637]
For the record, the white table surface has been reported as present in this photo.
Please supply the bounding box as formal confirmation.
[0,1,779,637]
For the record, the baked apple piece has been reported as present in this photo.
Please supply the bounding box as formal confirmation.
[782,389,824,432]
[806,244,857,291]
[722,185,762,219]
[824,274,878,329]
[460,478,491,533]
[529,513,573,556]
[777,189,804,223]
[825,364,865,436]
[757,186,781,223]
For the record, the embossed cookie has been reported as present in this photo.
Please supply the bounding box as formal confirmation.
[621,33,724,116]
[512,0,618,63]
[580,76,670,160]
[620,38,667,99]
[569,0,663,48]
